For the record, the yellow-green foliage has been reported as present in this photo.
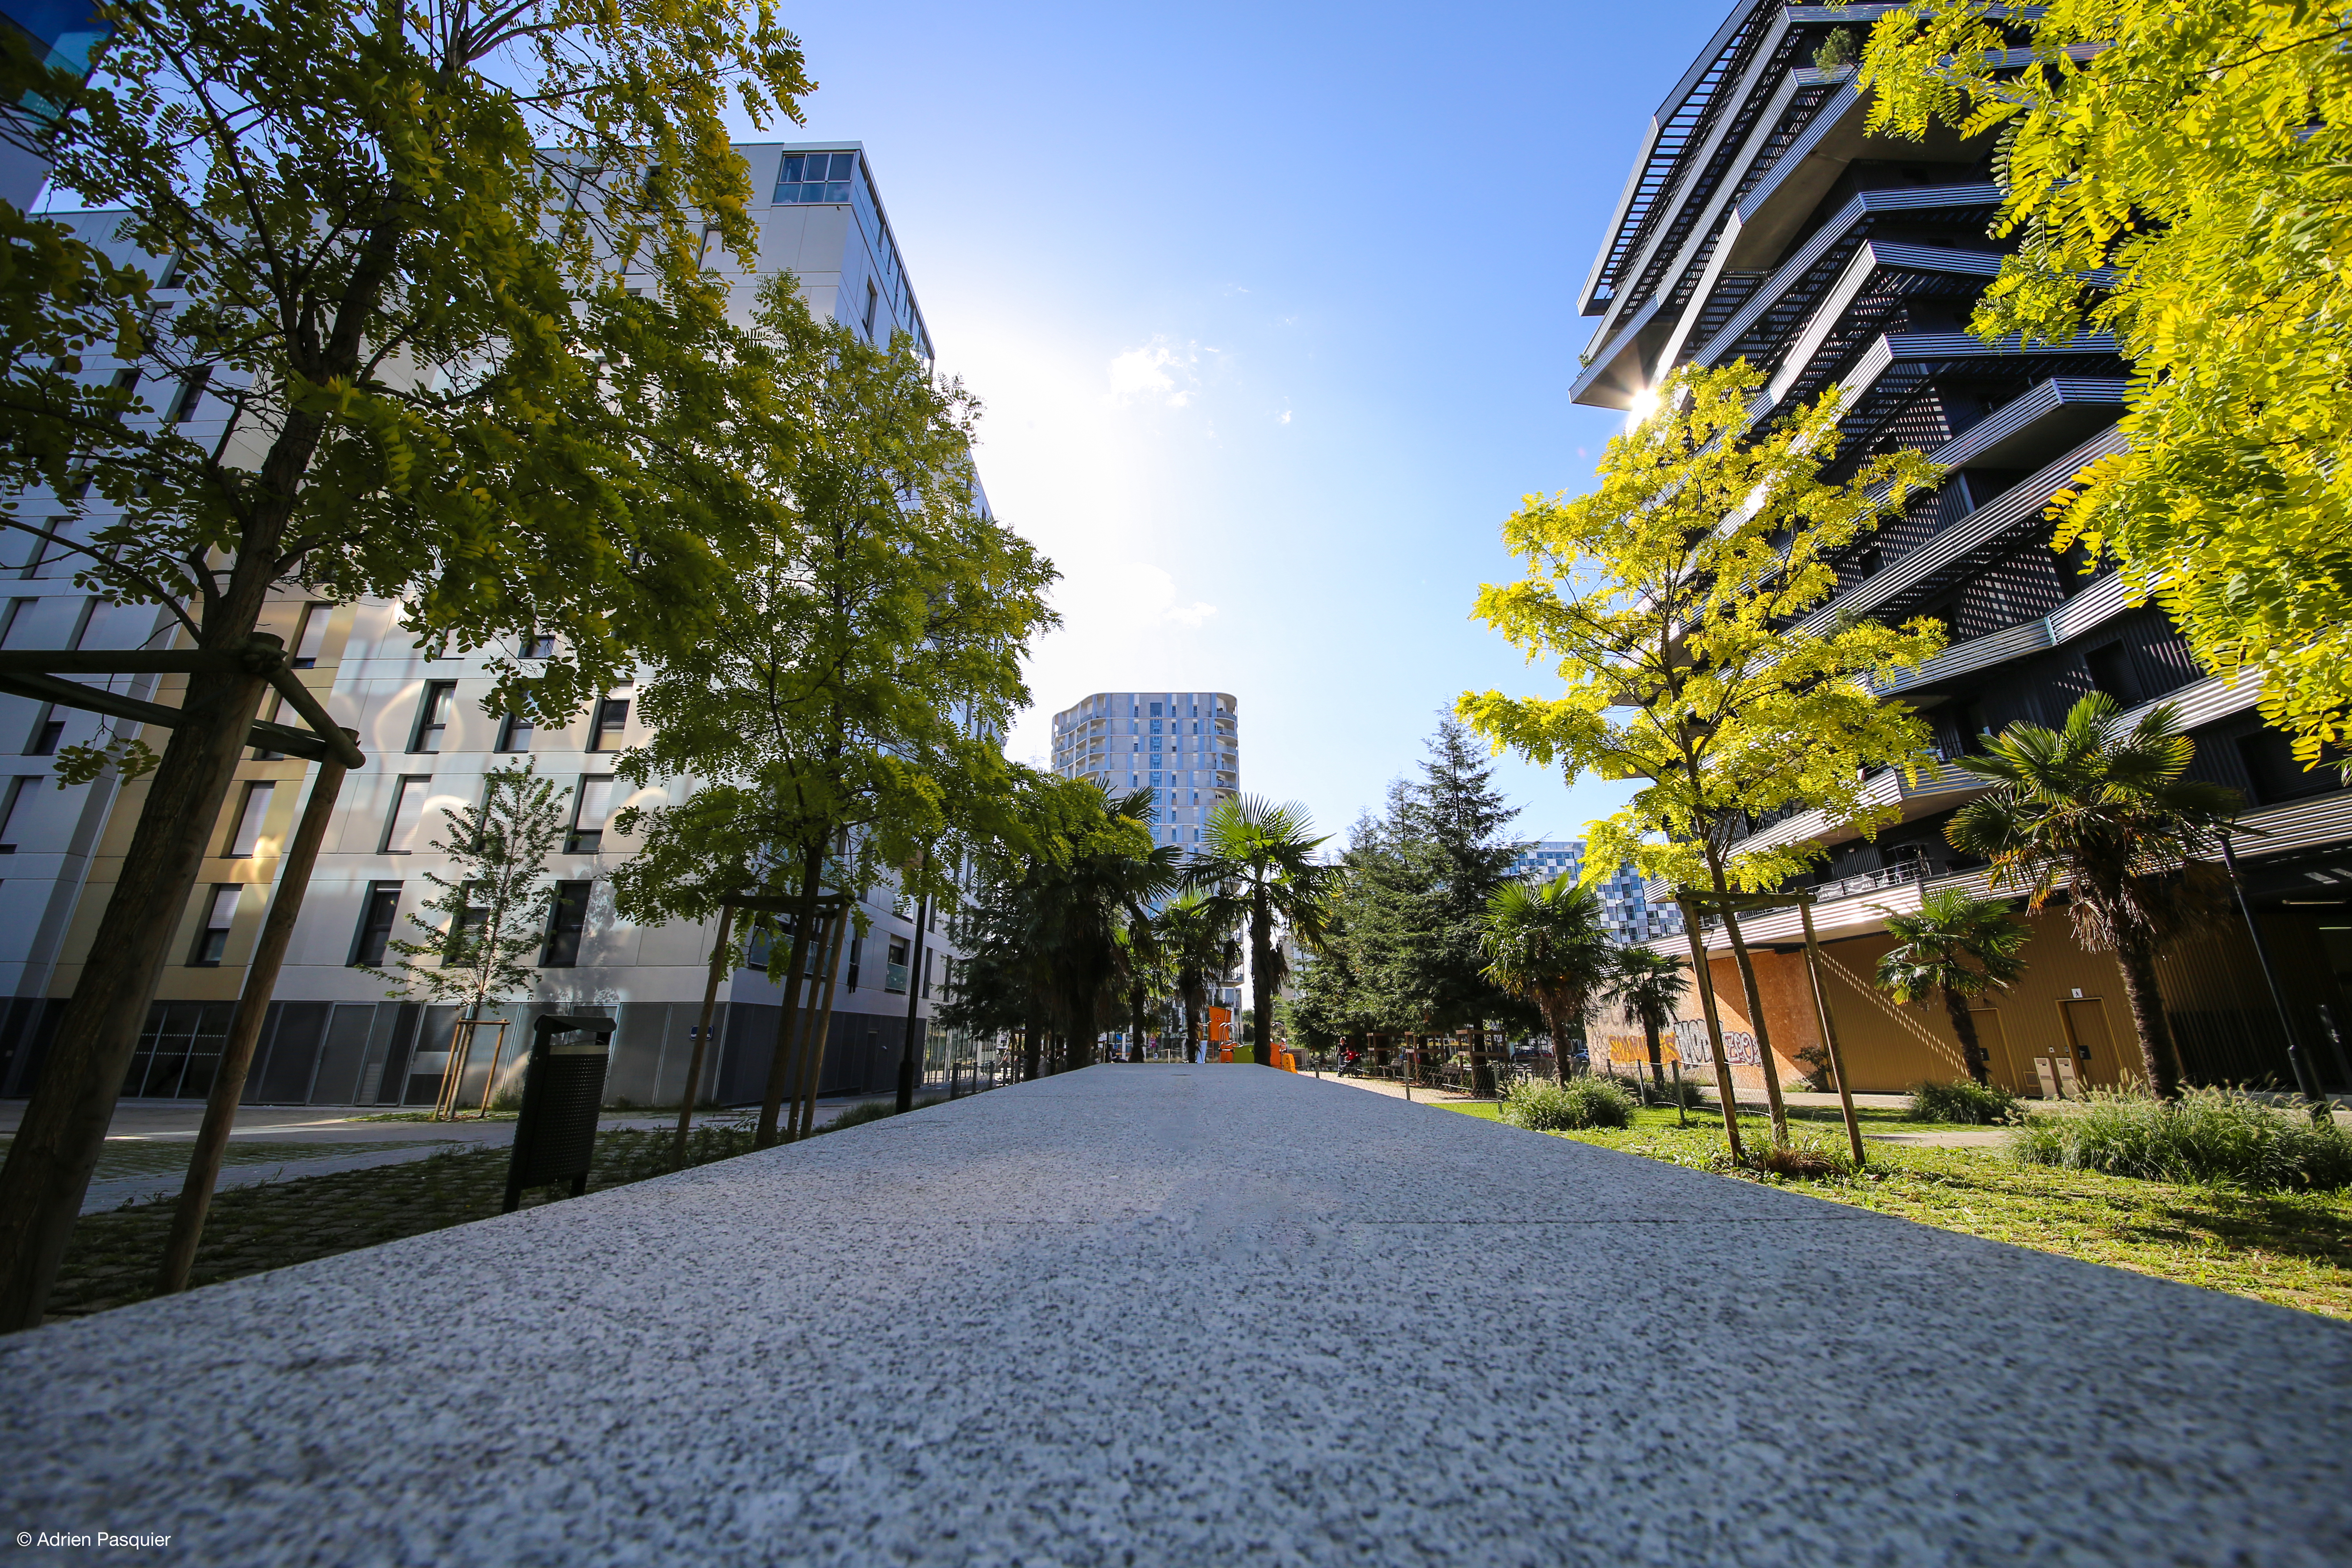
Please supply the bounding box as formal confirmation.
[1460,360,1944,896]
[1863,0,2352,769]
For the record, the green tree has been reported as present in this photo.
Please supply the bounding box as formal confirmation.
[1861,0,2352,773]
[370,762,565,1107]
[0,0,810,1332]
[1035,786,1182,1071]
[1460,359,1944,1145]
[1187,796,1337,1067]
[1610,946,1692,1095]
[1946,692,2243,1099]
[611,284,1056,1143]
[1480,874,1618,1082]
[1156,888,1238,1064]
[1873,888,2031,1087]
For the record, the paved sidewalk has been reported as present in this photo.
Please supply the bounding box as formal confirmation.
[0,1098,891,1213]
[3,1066,2347,1565]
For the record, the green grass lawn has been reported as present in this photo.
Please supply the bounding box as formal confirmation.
[1444,1102,2352,1319]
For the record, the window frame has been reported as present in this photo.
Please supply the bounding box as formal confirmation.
[380,775,433,855]
[409,679,456,754]
[541,880,592,967]
[188,884,240,967]
[224,780,275,858]
[349,881,403,968]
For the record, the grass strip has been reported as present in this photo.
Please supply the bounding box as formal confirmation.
[1442,1103,2352,1320]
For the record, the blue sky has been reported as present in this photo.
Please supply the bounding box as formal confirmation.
[757,0,1735,849]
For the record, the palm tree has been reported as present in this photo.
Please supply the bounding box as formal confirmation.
[1947,692,2244,1099]
[1157,889,1239,1064]
[1874,888,2030,1086]
[1186,796,1337,1067]
[1610,946,1691,1095]
[1039,786,1182,1070]
[1478,873,1618,1082]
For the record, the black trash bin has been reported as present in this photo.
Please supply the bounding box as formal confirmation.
[502,1013,616,1214]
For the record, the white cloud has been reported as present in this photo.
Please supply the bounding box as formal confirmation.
[1110,561,1218,628]
[1105,336,1199,408]
[1277,408,1292,425]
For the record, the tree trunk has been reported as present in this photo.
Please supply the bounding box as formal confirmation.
[0,653,275,1330]
[1067,986,1096,1071]
[1251,887,1274,1067]
[1183,990,1199,1063]
[1942,990,1989,1086]
[1544,1000,1572,1083]
[1644,1018,1666,1093]
[756,843,826,1148]
[1019,1020,1039,1082]
[1716,902,1790,1147]
[2115,938,2183,1099]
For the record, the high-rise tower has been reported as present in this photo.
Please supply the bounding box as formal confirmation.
[1049,691,1239,850]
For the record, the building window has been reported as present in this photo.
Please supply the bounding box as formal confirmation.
[864,278,879,337]
[520,629,556,659]
[24,704,61,756]
[885,935,909,993]
[291,603,331,668]
[568,775,615,853]
[2084,643,2136,705]
[381,776,432,854]
[587,690,630,752]
[772,150,854,204]
[447,880,491,960]
[188,885,239,966]
[0,775,33,853]
[1150,702,1162,718]
[410,680,455,753]
[167,367,212,423]
[351,882,402,967]
[845,933,862,991]
[542,880,591,966]
[225,781,274,858]
[496,711,535,753]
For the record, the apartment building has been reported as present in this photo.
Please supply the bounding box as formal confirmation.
[1503,842,1680,947]
[1574,3,2352,1095]
[1049,690,1239,852]
[0,142,981,1109]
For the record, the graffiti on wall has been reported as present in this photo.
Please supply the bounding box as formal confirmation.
[1672,1017,1760,1066]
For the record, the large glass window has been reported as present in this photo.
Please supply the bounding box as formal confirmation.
[772,150,855,204]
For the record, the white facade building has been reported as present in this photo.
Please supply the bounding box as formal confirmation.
[0,142,976,1109]
[1049,690,1239,851]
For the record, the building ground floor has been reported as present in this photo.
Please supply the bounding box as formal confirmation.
[1604,835,2352,1099]
[0,986,985,1113]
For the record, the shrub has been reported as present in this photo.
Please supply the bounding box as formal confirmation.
[1502,1075,1636,1132]
[1748,1137,1853,1180]
[1907,1078,2025,1126]
[2013,1085,2352,1191]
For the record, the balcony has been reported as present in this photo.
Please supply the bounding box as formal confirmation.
[885,961,908,995]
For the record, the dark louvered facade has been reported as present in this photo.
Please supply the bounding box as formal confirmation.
[1573,3,2352,1097]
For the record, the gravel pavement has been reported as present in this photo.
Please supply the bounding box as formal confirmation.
[3,1064,2347,1565]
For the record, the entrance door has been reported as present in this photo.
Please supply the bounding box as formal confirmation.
[2060,997,2122,1088]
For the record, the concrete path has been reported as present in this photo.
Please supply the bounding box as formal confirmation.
[3,1065,2347,1566]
